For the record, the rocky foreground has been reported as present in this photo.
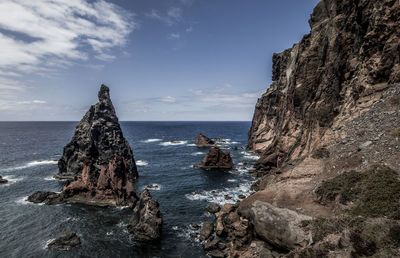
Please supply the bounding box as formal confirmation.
[201,0,400,257]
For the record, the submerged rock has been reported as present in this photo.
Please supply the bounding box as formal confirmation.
[0,176,8,184]
[127,189,163,242]
[53,84,138,207]
[47,232,81,250]
[195,147,234,169]
[195,133,215,147]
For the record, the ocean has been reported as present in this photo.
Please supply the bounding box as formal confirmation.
[0,121,258,257]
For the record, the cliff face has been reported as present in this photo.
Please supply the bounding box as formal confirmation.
[58,85,138,206]
[248,0,400,170]
[204,1,400,257]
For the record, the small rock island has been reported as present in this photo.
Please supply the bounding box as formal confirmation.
[195,133,215,147]
[195,147,234,169]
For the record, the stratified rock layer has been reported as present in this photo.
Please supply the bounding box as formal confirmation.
[196,147,234,169]
[195,133,215,147]
[127,189,163,242]
[57,85,138,206]
[248,0,400,170]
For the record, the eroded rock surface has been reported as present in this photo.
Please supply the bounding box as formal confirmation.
[195,133,215,147]
[248,0,400,170]
[54,85,138,206]
[196,147,234,169]
[127,189,163,242]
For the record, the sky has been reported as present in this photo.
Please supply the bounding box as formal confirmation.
[0,0,320,121]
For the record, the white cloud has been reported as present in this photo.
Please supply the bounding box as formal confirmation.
[160,96,177,103]
[17,100,47,105]
[189,84,263,108]
[0,0,135,94]
[186,26,193,32]
[167,7,182,20]
[146,7,182,26]
[168,33,181,39]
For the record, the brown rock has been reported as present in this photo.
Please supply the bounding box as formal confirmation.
[207,203,221,214]
[127,189,163,242]
[54,85,138,207]
[248,0,400,168]
[195,147,234,170]
[195,133,215,147]
[200,222,214,241]
[204,237,220,251]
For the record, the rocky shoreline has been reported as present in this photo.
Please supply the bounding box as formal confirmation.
[197,0,400,257]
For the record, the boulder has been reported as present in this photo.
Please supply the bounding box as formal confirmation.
[27,191,65,205]
[195,147,234,169]
[55,84,138,207]
[47,232,81,250]
[207,203,221,214]
[239,201,312,250]
[127,189,163,242]
[195,133,215,147]
[0,176,8,184]
[200,222,214,241]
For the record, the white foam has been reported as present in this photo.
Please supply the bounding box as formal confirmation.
[44,175,56,181]
[143,183,161,191]
[2,160,58,172]
[241,151,259,160]
[160,140,187,146]
[136,160,148,166]
[186,143,197,147]
[1,175,25,185]
[44,238,56,249]
[143,138,162,143]
[185,180,254,205]
[227,179,237,182]
[15,196,35,205]
[191,152,204,156]
[106,231,114,236]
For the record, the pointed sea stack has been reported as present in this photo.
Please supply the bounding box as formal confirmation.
[57,84,138,206]
[195,147,234,169]
[195,133,215,147]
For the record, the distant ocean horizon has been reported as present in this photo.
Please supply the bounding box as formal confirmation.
[0,121,258,257]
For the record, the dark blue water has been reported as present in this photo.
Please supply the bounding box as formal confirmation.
[0,122,258,257]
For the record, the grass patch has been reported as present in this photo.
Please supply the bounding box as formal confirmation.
[316,164,400,217]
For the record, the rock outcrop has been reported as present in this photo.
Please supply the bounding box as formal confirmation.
[127,189,163,242]
[54,85,138,206]
[195,133,215,147]
[0,176,8,184]
[28,191,65,205]
[47,232,81,250]
[195,147,234,169]
[248,0,400,170]
[207,0,400,257]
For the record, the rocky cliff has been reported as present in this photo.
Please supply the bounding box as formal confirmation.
[205,0,400,257]
[248,0,400,171]
[57,84,138,206]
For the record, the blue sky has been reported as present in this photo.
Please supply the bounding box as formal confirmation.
[0,0,320,121]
